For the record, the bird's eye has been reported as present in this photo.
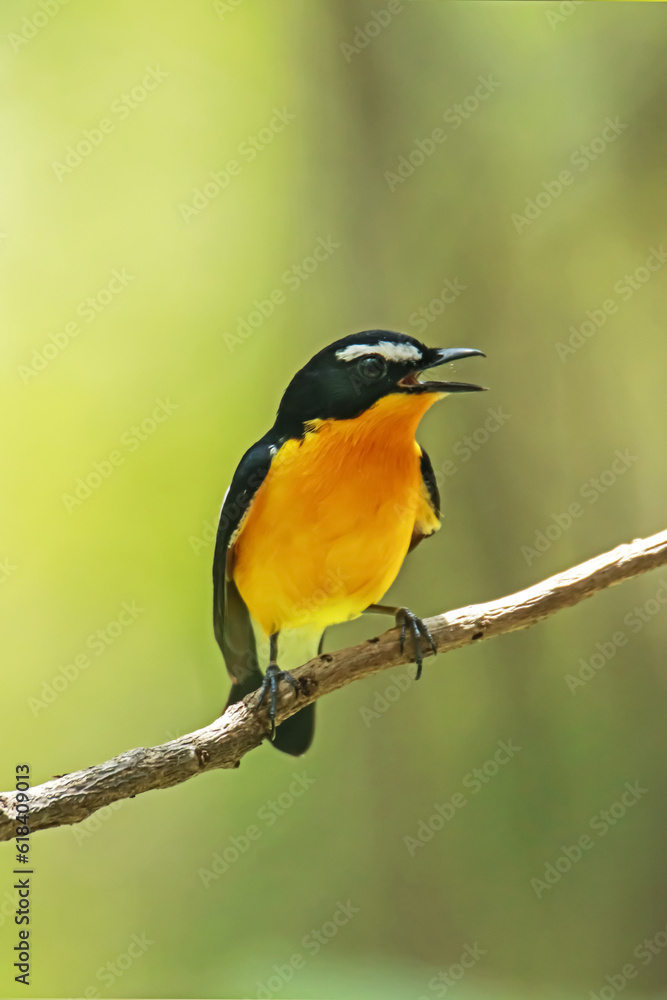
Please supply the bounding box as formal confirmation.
[356,355,387,382]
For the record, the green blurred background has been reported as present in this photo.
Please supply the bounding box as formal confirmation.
[2,1,667,997]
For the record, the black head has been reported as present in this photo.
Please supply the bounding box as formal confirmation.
[274,330,485,438]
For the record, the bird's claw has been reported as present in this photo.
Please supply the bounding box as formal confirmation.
[396,607,437,680]
[256,664,300,740]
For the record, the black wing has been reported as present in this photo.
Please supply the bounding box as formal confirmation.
[212,437,273,690]
[420,448,440,518]
[213,434,318,757]
[408,447,441,552]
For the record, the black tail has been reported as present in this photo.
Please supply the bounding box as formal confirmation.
[270,703,316,756]
[270,630,324,755]
[224,669,264,710]
[225,674,316,757]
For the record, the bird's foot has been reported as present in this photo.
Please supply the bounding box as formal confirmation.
[256,663,300,740]
[395,607,437,680]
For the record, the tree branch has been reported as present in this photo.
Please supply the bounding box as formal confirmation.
[2,528,666,842]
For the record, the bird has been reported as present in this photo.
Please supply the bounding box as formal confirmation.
[213,330,485,755]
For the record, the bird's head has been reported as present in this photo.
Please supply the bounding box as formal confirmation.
[274,330,485,436]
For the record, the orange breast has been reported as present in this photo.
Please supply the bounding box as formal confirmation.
[231,391,442,635]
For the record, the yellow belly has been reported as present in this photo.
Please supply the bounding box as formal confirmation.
[232,391,441,635]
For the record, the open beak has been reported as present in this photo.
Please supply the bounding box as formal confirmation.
[398,347,487,393]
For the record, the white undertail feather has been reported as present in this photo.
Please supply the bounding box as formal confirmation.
[251,619,323,673]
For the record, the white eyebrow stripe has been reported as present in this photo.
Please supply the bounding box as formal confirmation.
[335,341,423,364]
